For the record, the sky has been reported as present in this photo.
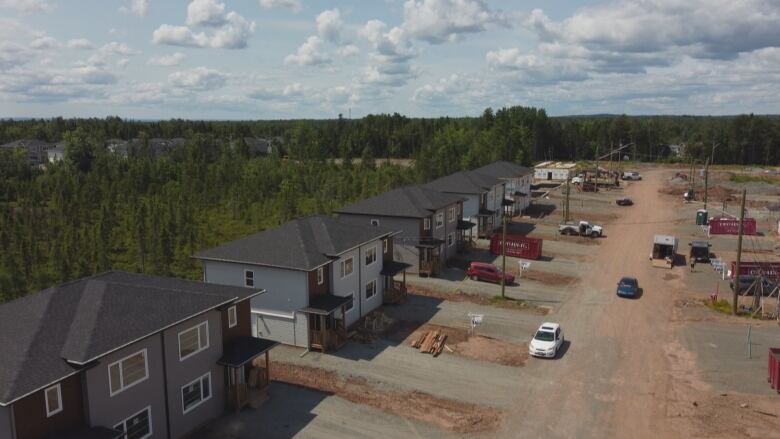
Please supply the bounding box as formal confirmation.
[1,0,779,120]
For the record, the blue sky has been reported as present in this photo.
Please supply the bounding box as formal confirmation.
[1,0,779,119]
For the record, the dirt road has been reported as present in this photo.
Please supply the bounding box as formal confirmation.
[502,169,720,438]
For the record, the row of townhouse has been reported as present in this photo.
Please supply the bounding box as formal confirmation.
[0,272,277,439]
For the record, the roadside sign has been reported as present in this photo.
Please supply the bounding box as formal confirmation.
[467,312,484,334]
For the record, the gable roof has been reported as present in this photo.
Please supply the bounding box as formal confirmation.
[424,170,503,195]
[194,215,394,271]
[0,271,261,406]
[473,161,533,179]
[0,139,53,150]
[336,185,464,218]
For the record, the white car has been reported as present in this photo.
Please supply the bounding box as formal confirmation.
[529,322,564,358]
[571,176,584,184]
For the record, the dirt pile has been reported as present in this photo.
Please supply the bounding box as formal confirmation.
[271,362,504,434]
[406,323,528,367]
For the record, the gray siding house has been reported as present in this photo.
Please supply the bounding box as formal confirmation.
[474,161,534,216]
[0,271,276,439]
[0,139,53,165]
[195,215,409,353]
[424,170,506,239]
[336,185,467,276]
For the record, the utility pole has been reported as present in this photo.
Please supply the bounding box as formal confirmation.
[703,158,710,210]
[563,177,571,223]
[733,188,747,315]
[500,214,507,299]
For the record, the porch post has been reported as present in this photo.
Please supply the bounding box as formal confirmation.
[265,351,270,388]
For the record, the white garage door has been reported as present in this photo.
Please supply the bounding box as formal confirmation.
[254,312,308,347]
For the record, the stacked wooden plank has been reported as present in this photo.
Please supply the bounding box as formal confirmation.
[410,330,448,357]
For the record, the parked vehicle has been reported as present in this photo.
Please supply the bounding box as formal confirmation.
[616,198,633,206]
[622,171,642,180]
[559,221,603,238]
[576,181,598,192]
[529,322,565,358]
[616,277,639,298]
[688,240,711,262]
[466,262,515,284]
[729,261,780,280]
[571,176,584,184]
[489,234,543,260]
[650,234,678,269]
[675,172,689,180]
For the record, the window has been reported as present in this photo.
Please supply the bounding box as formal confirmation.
[365,247,377,266]
[456,203,460,215]
[447,233,455,247]
[370,218,380,226]
[448,207,456,222]
[227,306,237,328]
[435,212,444,228]
[423,218,431,230]
[114,406,152,439]
[181,373,212,414]
[365,280,376,299]
[339,257,354,278]
[344,293,354,312]
[179,321,209,361]
[316,267,324,285]
[45,384,62,417]
[382,238,388,254]
[244,270,254,287]
[108,349,148,396]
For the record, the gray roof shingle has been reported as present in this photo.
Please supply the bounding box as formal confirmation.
[0,271,260,405]
[473,161,533,179]
[424,170,503,195]
[336,185,464,218]
[194,215,394,271]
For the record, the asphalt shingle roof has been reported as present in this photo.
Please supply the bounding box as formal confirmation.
[424,170,503,195]
[194,215,394,271]
[0,271,259,405]
[0,139,53,150]
[336,185,464,218]
[473,161,533,179]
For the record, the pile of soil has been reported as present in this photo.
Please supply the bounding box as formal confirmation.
[271,362,503,434]
[406,323,528,367]
[522,269,579,286]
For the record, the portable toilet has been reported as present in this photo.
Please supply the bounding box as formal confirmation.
[696,209,708,225]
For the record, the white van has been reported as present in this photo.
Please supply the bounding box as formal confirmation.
[622,171,641,181]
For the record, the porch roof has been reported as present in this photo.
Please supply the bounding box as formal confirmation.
[300,294,353,315]
[457,219,476,230]
[501,198,514,206]
[476,208,496,216]
[381,260,412,276]
[414,238,444,249]
[218,336,278,368]
[50,427,124,439]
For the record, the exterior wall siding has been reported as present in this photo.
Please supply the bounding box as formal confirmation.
[84,335,167,439]
[221,299,252,344]
[330,248,360,326]
[358,241,384,323]
[10,373,85,439]
[0,405,12,439]
[162,310,225,439]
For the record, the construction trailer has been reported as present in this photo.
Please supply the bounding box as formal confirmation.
[651,235,678,269]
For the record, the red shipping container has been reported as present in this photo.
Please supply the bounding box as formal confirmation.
[709,217,757,235]
[490,234,543,260]
[729,261,780,280]
[769,348,780,392]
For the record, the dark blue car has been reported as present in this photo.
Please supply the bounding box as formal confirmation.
[617,277,639,298]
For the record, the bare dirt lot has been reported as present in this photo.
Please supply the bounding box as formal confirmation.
[405,323,529,367]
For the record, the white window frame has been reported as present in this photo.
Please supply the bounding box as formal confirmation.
[227,306,237,328]
[448,207,456,222]
[114,406,152,439]
[339,257,354,278]
[365,246,377,266]
[178,321,209,362]
[423,218,430,230]
[370,218,380,226]
[316,266,324,285]
[365,279,377,300]
[344,293,354,312]
[44,384,63,417]
[435,212,444,229]
[244,270,254,287]
[382,238,388,253]
[447,233,455,247]
[181,372,212,415]
[108,349,149,397]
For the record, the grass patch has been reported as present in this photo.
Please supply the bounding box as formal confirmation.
[707,299,751,317]
[488,296,530,310]
[729,173,780,185]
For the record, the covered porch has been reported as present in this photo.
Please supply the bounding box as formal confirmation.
[381,260,412,304]
[300,294,351,353]
[416,239,443,277]
[475,208,496,238]
[219,336,279,411]
[457,219,476,252]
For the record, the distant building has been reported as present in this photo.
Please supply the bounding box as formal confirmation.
[0,139,53,165]
[533,161,577,181]
[47,142,66,163]
[242,137,276,155]
[668,144,685,157]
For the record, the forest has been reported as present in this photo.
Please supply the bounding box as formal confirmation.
[1,106,779,301]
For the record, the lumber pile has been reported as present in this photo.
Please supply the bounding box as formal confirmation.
[410,329,448,357]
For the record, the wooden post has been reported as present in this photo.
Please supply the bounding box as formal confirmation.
[733,188,747,315]
[703,158,709,210]
[500,215,507,299]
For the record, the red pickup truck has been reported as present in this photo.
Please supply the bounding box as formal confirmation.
[466,262,515,284]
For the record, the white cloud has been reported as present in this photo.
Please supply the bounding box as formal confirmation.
[0,0,53,14]
[147,52,186,67]
[0,42,28,70]
[100,42,140,56]
[168,66,227,90]
[259,0,301,13]
[486,47,588,83]
[316,8,343,44]
[119,0,148,17]
[358,20,416,86]
[284,36,331,66]
[249,82,307,100]
[66,38,94,50]
[153,2,255,49]
[338,44,359,58]
[29,36,59,50]
[401,0,505,44]
[116,58,130,68]
[187,0,225,27]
